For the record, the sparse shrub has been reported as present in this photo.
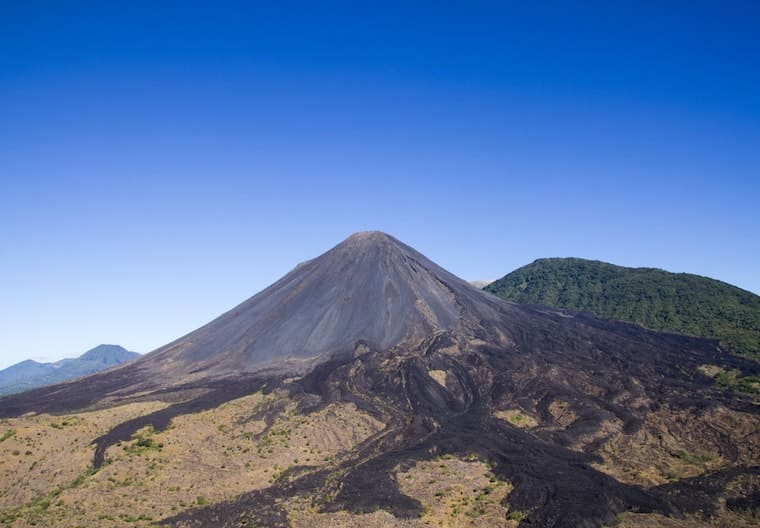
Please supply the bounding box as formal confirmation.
[675,450,714,465]
[0,429,16,443]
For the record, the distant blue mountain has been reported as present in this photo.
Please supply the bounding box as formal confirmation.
[0,345,140,396]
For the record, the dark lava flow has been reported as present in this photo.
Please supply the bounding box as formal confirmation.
[1,232,758,528]
[165,309,759,528]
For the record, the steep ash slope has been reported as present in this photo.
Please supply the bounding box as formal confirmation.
[136,230,505,377]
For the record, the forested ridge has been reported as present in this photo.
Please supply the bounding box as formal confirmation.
[486,257,760,359]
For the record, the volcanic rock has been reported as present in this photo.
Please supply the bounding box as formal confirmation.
[1,231,758,528]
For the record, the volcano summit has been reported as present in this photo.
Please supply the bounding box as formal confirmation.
[135,230,509,382]
[0,232,758,528]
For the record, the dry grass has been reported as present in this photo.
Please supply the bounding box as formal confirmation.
[613,460,760,526]
[593,405,758,487]
[494,409,538,429]
[428,370,448,387]
[616,509,759,528]
[0,402,168,506]
[548,399,577,427]
[288,500,425,528]
[396,456,516,527]
[698,364,724,378]
[288,455,517,528]
[0,391,383,528]
[0,401,169,527]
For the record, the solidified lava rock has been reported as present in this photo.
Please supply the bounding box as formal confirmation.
[1,231,758,528]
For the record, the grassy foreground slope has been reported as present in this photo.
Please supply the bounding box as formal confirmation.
[485,258,760,359]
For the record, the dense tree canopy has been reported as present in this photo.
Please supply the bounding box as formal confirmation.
[486,258,760,360]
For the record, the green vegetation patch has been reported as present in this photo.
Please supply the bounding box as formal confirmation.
[0,429,16,443]
[675,450,714,465]
[715,370,760,394]
[0,466,97,525]
[486,257,760,359]
[124,425,164,455]
[509,413,527,425]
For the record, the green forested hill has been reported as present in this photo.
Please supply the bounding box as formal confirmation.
[485,258,760,359]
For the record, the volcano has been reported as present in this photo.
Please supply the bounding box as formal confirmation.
[1,232,758,528]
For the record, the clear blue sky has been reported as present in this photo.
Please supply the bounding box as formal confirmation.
[2,1,759,368]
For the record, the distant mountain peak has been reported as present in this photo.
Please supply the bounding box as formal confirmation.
[79,344,134,362]
[15,359,42,367]
[0,344,139,396]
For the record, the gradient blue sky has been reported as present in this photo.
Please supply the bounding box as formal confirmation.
[2,1,759,368]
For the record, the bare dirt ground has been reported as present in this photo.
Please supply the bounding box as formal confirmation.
[0,401,168,517]
[0,391,382,528]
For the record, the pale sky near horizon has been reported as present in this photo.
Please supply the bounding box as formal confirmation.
[2,2,759,368]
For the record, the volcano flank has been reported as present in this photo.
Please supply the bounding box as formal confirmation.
[1,232,758,528]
